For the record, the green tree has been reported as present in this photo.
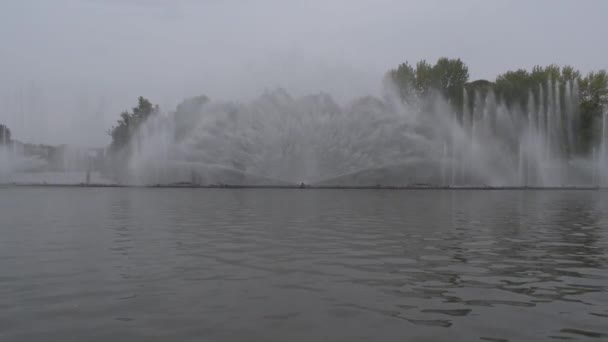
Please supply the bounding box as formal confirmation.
[387,57,469,105]
[388,58,608,155]
[387,62,416,102]
[414,60,435,97]
[432,57,469,98]
[0,124,11,145]
[495,69,533,108]
[579,70,608,152]
[108,97,159,152]
[561,65,582,81]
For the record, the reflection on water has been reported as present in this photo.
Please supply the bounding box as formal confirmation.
[0,188,607,341]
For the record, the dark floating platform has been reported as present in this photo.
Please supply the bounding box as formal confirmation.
[3,183,604,190]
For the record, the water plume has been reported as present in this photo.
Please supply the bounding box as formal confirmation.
[113,80,608,187]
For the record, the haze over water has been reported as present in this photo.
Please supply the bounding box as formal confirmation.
[1,188,607,341]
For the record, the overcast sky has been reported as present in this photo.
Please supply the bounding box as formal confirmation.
[1,0,607,146]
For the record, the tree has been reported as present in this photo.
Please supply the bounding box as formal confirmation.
[387,58,608,155]
[495,69,533,108]
[580,70,608,104]
[0,124,11,145]
[387,62,416,102]
[579,70,608,152]
[108,97,159,152]
[492,66,608,154]
[387,57,469,105]
[414,60,435,97]
[494,65,583,107]
[432,57,469,98]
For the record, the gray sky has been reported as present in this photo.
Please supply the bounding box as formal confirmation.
[1,0,607,146]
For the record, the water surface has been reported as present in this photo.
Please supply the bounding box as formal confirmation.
[1,188,607,341]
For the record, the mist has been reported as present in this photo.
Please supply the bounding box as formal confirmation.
[1,0,607,146]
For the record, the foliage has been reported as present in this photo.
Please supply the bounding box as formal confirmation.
[433,57,470,99]
[388,59,608,154]
[494,65,581,108]
[387,57,469,105]
[579,70,608,152]
[388,62,416,102]
[0,124,11,144]
[108,97,159,152]
[495,66,607,153]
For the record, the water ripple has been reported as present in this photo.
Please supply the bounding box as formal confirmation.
[0,188,607,341]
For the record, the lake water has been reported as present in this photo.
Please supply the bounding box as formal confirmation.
[1,187,607,341]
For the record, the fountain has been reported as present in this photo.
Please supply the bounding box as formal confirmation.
[110,79,606,188]
[599,106,608,187]
[0,131,108,185]
[0,143,47,184]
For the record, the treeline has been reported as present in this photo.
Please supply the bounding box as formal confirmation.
[108,58,608,156]
[386,58,608,153]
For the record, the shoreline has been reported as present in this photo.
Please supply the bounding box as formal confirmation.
[1,183,603,190]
